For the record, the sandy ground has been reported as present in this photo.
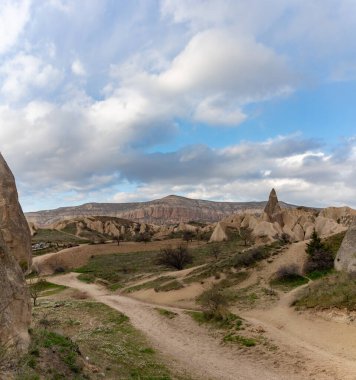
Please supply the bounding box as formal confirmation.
[50,272,294,380]
[235,242,356,380]
[45,240,356,379]
[33,239,205,275]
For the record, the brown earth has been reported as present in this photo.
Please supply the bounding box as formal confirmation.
[46,240,356,379]
[32,239,205,275]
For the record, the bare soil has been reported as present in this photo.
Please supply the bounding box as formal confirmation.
[48,240,356,380]
[33,239,205,275]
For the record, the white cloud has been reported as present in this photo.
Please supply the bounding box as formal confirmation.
[0,53,62,102]
[158,30,293,99]
[0,0,31,55]
[194,96,247,126]
[71,59,86,76]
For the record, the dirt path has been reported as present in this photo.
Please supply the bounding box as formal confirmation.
[50,272,292,380]
[238,242,356,380]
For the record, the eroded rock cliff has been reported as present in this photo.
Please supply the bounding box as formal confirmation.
[0,154,32,270]
[0,153,31,352]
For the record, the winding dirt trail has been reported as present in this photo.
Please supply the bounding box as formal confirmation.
[238,241,356,380]
[50,273,293,380]
[47,240,356,379]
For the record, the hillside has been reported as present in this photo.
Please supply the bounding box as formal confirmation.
[26,194,296,227]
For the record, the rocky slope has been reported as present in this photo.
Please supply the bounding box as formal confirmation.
[0,153,31,352]
[26,195,296,227]
[49,215,213,242]
[210,189,349,244]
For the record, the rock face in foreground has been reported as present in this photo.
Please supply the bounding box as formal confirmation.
[0,231,31,350]
[0,154,32,270]
[335,223,356,273]
[0,154,31,351]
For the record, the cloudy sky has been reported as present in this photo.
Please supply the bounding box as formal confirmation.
[1,0,356,211]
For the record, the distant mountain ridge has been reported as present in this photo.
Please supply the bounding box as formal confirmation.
[25,194,298,227]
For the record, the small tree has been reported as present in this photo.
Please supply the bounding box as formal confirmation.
[135,232,151,243]
[239,226,254,246]
[156,245,193,270]
[210,244,221,260]
[304,229,334,273]
[29,278,47,306]
[306,229,323,255]
[182,230,195,243]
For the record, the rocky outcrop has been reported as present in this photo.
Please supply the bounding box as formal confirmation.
[335,223,356,273]
[263,188,284,226]
[209,222,228,242]
[211,189,349,244]
[26,195,297,227]
[0,154,31,352]
[0,154,32,270]
[0,231,31,350]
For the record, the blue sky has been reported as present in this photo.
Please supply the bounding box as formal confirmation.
[0,0,356,211]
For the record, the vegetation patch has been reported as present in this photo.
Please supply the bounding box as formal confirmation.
[223,333,256,347]
[294,272,356,310]
[155,308,178,319]
[270,264,308,290]
[17,328,85,379]
[18,300,175,379]
[304,230,334,274]
[123,276,175,293]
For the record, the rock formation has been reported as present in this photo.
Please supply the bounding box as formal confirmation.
[0,153,31,351]
[334,223,356,273]
[26,194,296,226]
[0,231,31,350]
[0,154,32,270]
[209,188,348,243]
[263,188,284,226]
[209,222,228,242]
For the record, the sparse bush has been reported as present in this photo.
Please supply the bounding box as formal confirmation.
[233,247,268,268]
[279,233,290,244]
[198,288,229,319]
[275,264,301,280]
[182,230,195,242]
[134,232,151,243]
[156,245,193,270]
[271,264,308,288]
[210,244,221,260]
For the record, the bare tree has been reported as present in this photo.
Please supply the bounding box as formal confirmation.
[239,226,254,246]
[156,245,193,270]
[29,278,47,306]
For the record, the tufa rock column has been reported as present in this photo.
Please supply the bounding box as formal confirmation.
[263,188,284,227]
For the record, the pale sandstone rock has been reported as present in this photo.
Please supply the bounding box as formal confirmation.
[0,232,31,351]
[0,154,31,351]
[209,222,228,242]
[335,223,356,273]
[0,154,32,270]
[292,223,305,241]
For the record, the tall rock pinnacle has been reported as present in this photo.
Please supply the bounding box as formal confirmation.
[0,153,32,270]
[264,188,284,226]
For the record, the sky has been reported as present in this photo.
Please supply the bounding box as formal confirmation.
[1,0,356,212]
